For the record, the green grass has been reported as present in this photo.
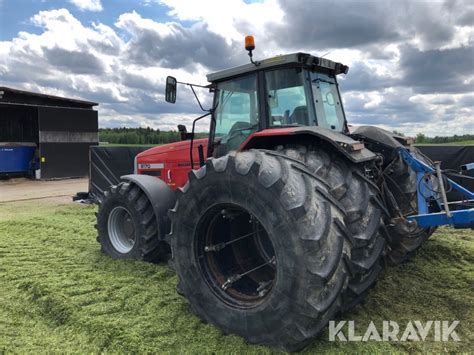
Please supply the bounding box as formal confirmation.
[0,200,473,353]
[99,143,158,147]
[415,140,474,146]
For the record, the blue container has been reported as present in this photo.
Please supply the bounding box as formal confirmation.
[0,144,36,173]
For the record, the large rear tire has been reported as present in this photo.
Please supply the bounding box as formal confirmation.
[277,145,385,312]
[96,182,169,262]
[384,148,437,264]
[170,150,350,351]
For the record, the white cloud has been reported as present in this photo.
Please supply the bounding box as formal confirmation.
[159,0,283,46]
[0,7,217,131]
[0,2,472,137]
[69,0,103,12]
[116,11,173,37]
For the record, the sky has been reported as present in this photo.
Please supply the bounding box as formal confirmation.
[0,0,473,136]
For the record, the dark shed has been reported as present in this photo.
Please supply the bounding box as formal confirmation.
[0,86,98,179]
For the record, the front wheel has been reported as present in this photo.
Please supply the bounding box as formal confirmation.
[96,181,169,262]
[170,150,350,351]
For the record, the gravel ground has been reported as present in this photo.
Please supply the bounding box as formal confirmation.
[0,178,88,203]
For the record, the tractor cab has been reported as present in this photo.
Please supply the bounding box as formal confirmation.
[206,52,349,156]
[141,40,359,190]
[166,43,350,159]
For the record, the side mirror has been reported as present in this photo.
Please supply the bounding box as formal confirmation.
[165,76,177,103]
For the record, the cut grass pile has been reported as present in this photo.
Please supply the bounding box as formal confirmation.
[0,199,473,353]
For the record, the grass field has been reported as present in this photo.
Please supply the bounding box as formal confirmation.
[0,199,473,353]
[99,143,157,147]
[415,140,474,146]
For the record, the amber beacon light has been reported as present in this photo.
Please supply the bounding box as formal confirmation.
[245,35,255,51]
[245,35,258,65]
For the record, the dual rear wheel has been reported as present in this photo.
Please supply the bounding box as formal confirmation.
[383,148,438,264]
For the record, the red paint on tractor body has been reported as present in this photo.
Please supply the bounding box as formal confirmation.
[136,138,208,189]
[135,128,297,189]
[239,127,296,148]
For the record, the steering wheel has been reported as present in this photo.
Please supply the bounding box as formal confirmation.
[222,121,256,151]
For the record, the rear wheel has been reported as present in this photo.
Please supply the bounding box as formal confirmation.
[196,204,277,308]
[170,150,350,351]
[384,148,437,264]
[277,145,385,311]
[96,182,169,262]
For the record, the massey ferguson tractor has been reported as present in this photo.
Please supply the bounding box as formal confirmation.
[95,37,474,351]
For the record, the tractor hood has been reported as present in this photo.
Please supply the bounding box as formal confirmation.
[137,138,208,159]
[135,138,209,189]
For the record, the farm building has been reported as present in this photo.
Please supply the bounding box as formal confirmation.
[0,87,98,179]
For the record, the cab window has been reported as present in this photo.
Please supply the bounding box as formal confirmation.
[214,74,258,153]
[311,73,345,131]
[266,68,310,126]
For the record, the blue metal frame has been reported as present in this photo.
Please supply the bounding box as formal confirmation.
[411,209,474,229]
[398,148,474,229]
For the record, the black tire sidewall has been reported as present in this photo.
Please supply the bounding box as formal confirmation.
[172,167,309,340]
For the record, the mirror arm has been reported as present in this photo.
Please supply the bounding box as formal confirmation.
[175,81,214,112]
[176,81,209,89]
[189,85,207,112]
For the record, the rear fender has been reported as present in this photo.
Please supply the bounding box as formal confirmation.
[350,126,412,163]
[240,127,377,164]
[121,174,176,237]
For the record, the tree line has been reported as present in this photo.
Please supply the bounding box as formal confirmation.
[99,127,473,145]
[415,133,474,144]
[99,127,207,145]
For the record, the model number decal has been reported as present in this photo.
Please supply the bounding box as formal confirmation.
[139,163,164,170]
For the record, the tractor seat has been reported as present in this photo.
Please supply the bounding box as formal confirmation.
[289,106,308,125]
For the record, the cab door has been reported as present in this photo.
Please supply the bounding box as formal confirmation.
[210,74,259,157]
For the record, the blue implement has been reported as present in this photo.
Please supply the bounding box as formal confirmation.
[399,148,474,229]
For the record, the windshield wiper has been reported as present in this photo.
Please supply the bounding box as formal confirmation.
[312,78,335,85]
[232,122,258,133]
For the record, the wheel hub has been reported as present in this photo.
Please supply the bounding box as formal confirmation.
[196,204,276,309]
[108,206,136,254]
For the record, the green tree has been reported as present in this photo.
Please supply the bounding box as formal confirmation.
[416,133,426,143]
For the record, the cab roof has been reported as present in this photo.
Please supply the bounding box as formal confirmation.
[206,52,349,83]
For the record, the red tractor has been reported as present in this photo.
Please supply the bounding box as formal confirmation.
[96,38,436,351]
